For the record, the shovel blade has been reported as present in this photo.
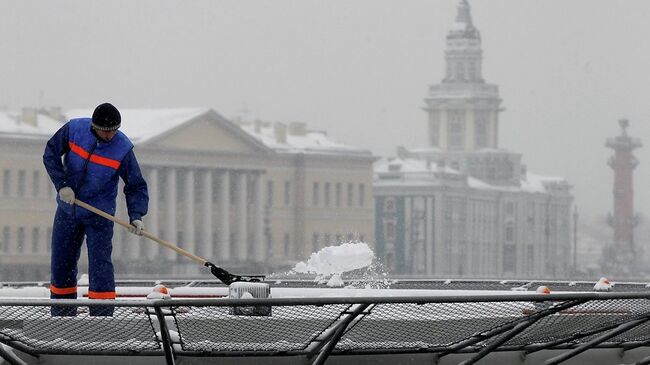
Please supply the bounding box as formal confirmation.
[205,262,265,285]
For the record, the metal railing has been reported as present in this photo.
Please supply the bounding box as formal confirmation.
[2,292,650,365]
[3,278,650,292]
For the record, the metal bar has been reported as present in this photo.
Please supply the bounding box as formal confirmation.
[146,292,650,307]
[623,338,650,352]
[439,300,584,358]
[305,304,354,354]
[154,306,176,365]
[0,339,38,358]
[1,291,650,308]
[457,299,585,365]
[546,316,650,365]
[0,344,28,365]
[307,304,376,356]
[523,320,626,354]
[311,303,371,365]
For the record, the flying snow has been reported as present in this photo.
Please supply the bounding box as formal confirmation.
[292,242,374,277]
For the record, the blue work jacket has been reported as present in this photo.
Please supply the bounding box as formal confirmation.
[43,118,148,222]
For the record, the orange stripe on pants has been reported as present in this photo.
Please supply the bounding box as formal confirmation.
[50,285,78,295]
[88,291,116,299]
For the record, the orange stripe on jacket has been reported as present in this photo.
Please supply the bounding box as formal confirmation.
[50,285,78,295]
[88,291,116,299]
[69,142,121,170]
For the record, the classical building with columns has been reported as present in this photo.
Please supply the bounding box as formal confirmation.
[0,107,374,281]
[374,0,574,279]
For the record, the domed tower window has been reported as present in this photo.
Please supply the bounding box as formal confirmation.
[448,110,465,149]
[455,61,465,81]
[474,111,488,148]
[468,61,477,80]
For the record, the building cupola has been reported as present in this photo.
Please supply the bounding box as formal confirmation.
[444,0,483,83]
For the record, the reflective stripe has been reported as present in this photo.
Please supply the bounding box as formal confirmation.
[88,291,116,299]
[50,285,78,295]
[69,141,121,170]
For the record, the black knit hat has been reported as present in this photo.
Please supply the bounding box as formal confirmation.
[91,103,121,131]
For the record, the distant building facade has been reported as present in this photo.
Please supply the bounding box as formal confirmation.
[0,107,375,281]
[374,0,573,278]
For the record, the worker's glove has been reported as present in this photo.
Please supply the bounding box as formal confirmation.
[128,219,145,236]
[58,187,75,204]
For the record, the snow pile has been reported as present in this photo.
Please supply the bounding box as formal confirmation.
[594,277,612,291]
[146,284,171,299]
[292,242,374,278]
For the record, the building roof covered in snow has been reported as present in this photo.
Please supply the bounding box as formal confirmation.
[236,119,371,156]
[0,107,371,157]
[374,156,570,195]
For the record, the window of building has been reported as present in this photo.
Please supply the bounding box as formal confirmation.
[17,170,25,197]
[312,233,319,252]
[284,181,291,206]
[335,183,341,207]
[455,61,465,80]
[32,171,40,198]
[229,232,236,259]
[3,170,10,196]
[429,110,440,147]
[384,197,396,212]
[358,184,365,207]
[468,61,477,80]
[385,220,396,240]
[284,233,290,257]
[448,110,465,149]
[17,227,25,253]
[32,227,39,253]
[505,224,514,242]
[312,182,319,206]
[1,227,9,253]
[474,112,488,148]
[347,183,353,207]
[324,182,330,207]
[266,180,274,207]
[503,244,516,272]
[266,231,273,258]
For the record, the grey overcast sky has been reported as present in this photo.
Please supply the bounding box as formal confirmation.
[1,0,650,224]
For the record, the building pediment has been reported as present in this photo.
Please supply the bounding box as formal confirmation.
[143,110,273,154]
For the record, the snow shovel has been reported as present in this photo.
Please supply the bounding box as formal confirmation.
[74,199,265,285]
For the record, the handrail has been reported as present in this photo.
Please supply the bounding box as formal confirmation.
[1,291,650,307]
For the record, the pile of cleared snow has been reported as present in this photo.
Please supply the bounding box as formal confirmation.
[292,242,374,279]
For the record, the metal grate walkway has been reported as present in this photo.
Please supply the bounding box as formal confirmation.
[2,293,650,365]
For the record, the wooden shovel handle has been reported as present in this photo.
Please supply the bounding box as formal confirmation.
[74,199,207,265]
